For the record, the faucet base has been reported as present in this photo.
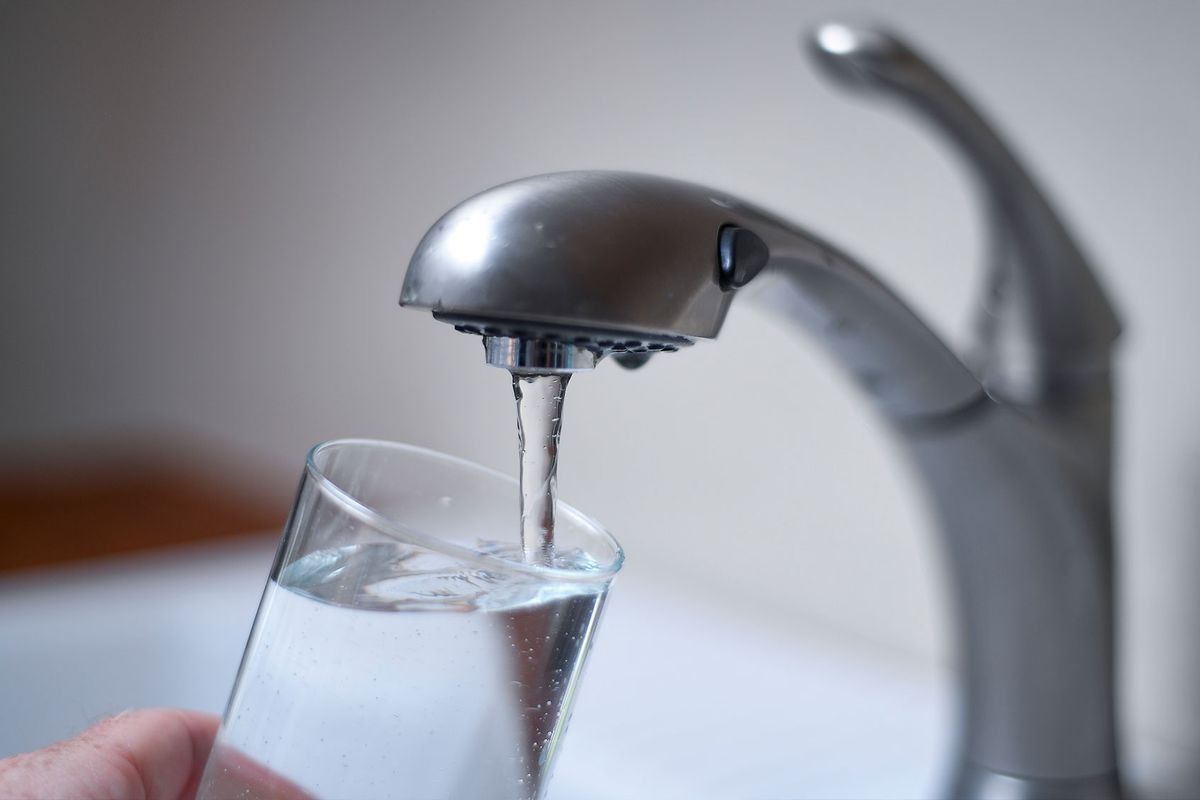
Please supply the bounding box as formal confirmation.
[949,762,1122,800]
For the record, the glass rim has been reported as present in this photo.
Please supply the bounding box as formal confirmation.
[304,438,624,584]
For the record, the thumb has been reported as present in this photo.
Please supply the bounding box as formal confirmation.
[0,709,219,800]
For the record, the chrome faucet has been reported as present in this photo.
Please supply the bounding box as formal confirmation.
[400,22,1122,800]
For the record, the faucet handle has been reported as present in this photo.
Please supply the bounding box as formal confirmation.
[809,22,1121,403]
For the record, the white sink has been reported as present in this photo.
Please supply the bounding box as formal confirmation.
[0,536,953,798]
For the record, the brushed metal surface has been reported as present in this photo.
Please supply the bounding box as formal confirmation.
[400,20,1123,799]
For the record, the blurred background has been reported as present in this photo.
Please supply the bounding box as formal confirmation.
[2,1,1197,797]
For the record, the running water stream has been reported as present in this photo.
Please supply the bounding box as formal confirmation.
[511,373,570,566]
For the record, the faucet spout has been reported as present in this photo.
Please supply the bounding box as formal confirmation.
[400,170,980,418]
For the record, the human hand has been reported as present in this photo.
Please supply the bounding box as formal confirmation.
[0,709,219,800]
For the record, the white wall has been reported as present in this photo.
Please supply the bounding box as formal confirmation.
[3,0,1198,771]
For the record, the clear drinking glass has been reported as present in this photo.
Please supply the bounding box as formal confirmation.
[196,439,623,800]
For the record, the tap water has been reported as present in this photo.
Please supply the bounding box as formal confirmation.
[512,374,570,566]
[197,370,597,799]
[196,541,609,800]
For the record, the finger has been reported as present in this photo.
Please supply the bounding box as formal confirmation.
[101,709,220,800]
[0,708,220,800]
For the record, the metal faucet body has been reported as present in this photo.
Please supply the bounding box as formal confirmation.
[400,24,1122,800]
